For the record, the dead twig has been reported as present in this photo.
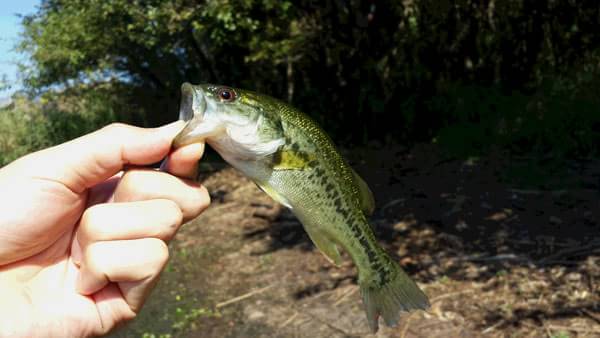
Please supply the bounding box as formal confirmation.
[380,198,406,213]
[279,311,299,329]
[538,241,600,265]
[541,319,552,338]
[481,319,505,334]
[547,324,600,334]
[509,188,567,195]
[333,286,359,306]
[216,284,275,309]
[451,253,528,263]
[400,311,417,338]
[580,309,600,324]
[430,289,475,303]
[294,317,311,329]
[305,311,360,337]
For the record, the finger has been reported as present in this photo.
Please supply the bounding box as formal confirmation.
[77,199,183,248]
[163,142,205,179]
[112,169,209,221]
[77,238,169,312]
[3,121,186,194]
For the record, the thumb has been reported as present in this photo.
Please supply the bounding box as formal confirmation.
[4,122,185,194]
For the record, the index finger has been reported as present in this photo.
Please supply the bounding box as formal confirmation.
[1,121,186,194]
[162,142,205,179]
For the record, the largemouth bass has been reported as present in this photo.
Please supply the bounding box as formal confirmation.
[172,83,429,331]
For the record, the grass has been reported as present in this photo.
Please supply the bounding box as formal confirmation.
[110,244,218,338]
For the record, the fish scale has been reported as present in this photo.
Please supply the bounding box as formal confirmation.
[260,98,394,288]
[173,83,430,332]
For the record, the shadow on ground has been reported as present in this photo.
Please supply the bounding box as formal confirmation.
[254,144,599,273]
[239,144,600,336]
[114,144,599,338]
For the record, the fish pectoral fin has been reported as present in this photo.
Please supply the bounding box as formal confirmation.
[272,148,314,171]
[352,168,376,216]
[303,225,342,266]
[255,182,292,209]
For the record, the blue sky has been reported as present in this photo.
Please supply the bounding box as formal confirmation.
[0,0,40,98]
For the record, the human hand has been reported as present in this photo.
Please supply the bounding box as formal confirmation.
[0,122,209,337]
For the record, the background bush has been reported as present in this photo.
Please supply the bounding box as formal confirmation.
[0,83,133,165]
[2,0,600,165]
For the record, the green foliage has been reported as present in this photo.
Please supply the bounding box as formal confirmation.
[0,84,128,166]
[551,331,570,338]
[9,0,600,160]
[0,95,52,165]
[109,244,220,338]
[432,80,600,158]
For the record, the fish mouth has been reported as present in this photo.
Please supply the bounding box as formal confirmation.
[178,82,206,122]
[173,83,209,147]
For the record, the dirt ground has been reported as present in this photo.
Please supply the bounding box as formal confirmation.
[111,144,600,338]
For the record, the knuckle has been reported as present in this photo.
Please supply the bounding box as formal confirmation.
[116,170,155,197]
[152,239,170,268]
[101,122,130,136]
[119,169,147,185]
[187,185,210,218]
[199,185,211,207]
[124,168,161,185]
[100,123,145,149]
[84,243,106,272]
[79,204,107,240]
[119,309,137,321]
[162,199,184,226]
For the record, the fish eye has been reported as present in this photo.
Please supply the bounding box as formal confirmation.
[217,87,237,102]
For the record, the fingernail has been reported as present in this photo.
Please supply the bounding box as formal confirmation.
[181,142,205,158]
[159,158,169,172]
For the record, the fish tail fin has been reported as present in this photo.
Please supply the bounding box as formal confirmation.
[359,260,429,332]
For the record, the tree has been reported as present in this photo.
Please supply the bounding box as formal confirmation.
[16,0,600,156]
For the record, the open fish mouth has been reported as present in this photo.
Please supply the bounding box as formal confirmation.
[172,83,212,147]
[178,82,206,122]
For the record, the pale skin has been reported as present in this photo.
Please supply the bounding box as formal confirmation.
[0,122,209,337]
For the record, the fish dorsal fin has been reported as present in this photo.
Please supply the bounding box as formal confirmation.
[352,168,375,216]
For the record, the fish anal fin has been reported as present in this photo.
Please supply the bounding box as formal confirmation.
[303,224,342,266]
[351,168,375,216]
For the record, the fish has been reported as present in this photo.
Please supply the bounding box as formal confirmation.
[172,83,429,331]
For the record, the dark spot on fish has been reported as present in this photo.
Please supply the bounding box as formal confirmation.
[377,267,391,285]
[333,198,342,209]
[358,235,378,263]
[338,207,350,219]
[351,224,391,285]
[325,183,334,192]
[272,150,282,166]
[298,150,309,162]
